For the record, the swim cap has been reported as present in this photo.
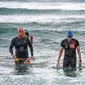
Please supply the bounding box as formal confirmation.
[67,31,73,37]
[17,28,24,32]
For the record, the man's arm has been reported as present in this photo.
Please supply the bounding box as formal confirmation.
[9,38,15,58]
[28,38,34,60]
[9,39,14,54]
[57,47,63,67]
[77,46,82,67]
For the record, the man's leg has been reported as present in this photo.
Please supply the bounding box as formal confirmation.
[70,57,76,70]
[63,56,69,68]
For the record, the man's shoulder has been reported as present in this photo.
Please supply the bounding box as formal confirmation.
[24,36,28,39]
[72,38,79,42]
[61,38,67,43]
[24,37,30,42]
[12,37,18,40]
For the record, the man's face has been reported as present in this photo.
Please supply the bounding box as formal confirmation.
[18,31,24,37]
[67,37,72,42]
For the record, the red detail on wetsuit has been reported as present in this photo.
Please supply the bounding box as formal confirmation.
[70,40,76,49]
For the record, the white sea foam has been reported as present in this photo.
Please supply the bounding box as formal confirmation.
[0,14,85,23]
[0,2,85,10]
[0,66,13,74]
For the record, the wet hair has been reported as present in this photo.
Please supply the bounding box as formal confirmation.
[25,32,29,37]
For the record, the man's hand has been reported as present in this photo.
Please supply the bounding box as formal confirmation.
[78,60,82,68]
[30,56,35,60]
[11,54,16,59]
[56,61,60,67]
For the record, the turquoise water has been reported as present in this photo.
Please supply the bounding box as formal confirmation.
[0,1,85,85]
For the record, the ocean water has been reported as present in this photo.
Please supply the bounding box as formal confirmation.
[0,0,85,85]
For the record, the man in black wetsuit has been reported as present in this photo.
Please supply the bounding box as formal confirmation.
[9,28,34,64]
[56,31,82,69]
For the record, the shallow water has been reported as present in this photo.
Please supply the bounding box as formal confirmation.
[0,1,85,85]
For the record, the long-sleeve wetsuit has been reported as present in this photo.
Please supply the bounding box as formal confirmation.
[9,37,33,58]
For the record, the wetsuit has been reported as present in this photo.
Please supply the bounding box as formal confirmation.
[9,37,33,58]
[61,38,79,68]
